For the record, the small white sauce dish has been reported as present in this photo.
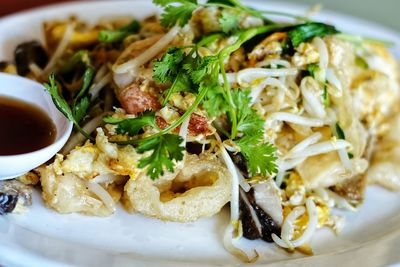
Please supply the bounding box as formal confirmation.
[0,73,72,180]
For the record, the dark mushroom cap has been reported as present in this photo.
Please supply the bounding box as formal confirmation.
[0,192,18,215]
[14,41,48,76]
[239,188,281,242]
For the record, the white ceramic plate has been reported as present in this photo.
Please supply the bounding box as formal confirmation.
[0,1,400,266]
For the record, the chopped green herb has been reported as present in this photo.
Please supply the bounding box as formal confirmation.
[43,74,93,140]
[307,63,319,78]
[72,67,94,123]
[137,134,185,179]
[203,84,228,118]
[98,20,140,43]
[355,56,369,69]
[235,133,277,177]
[153,0,198,27]
[153,47,185,84]
[322,85,330,108]
[219,10,241,34]
[288,22,339,47]
[59,50,91,74]
[104,111,157,136]
[183,55,219,84]
[232,89,264,136]
[335,122,346,140]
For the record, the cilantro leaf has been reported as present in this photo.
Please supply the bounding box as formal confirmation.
[153,0,198,28]
[44,75,74,122]
[73,96,90,123]
[59,50,91,74]
[104,111,157,135]
[74,67,94,102]
[154,0,197,6]
[203,84,228,117]
[162,72,193,105]
[183,55,219,84]
[219,10,240,34]
[98,20,140,43]
[137,134,185,179]
[231,89,264,136]
[288,22,339,47]
[153,47,185,84]
[43,74,93,140]
[235,133,277,176]
[72,67,94,123]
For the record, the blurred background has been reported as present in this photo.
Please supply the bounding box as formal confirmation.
[1,0,399,32]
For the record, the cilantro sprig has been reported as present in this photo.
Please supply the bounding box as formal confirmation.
[44,74,94,140]
[153,0,273,30]
[137,134,185,179]
[98,20,140,43]
[288,22,339,47]
[104,111,158,136]
[153,0,198,27]
[236,134,277,177]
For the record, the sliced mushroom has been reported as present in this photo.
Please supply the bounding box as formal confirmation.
[14,41,48,76]
[0,180,32,215]
[239,179,283,242]
[0,192,18,215]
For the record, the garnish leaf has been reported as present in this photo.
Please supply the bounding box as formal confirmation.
[235,133,277,176]
[74,67,94,102]
[98,20,140,43]
[73,96,90,123]
[162,72,193,105]
[137,134,185,180]
[43,74,93,140]
[153,0,198,27]
[203,84,228,118]
[72,67,94,123]
[355,56,369,69]
[232,89,264,136]
[322,85,329,107]
[154,0,197,5]
[183,55,219,84]
[44,75,74,122]
[219,10,241,34]
[153,47,185,84]
[335,122,346,140]
[288,22,339,47]
[104,111,157,136]
[59,50,91,74]
[307,63,319,78]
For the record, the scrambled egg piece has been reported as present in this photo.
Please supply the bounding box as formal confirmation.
[284,172,340,237]
[39,129,139,216]
[292,42,319,67]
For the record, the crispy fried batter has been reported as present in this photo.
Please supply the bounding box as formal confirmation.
[123,153,231,222]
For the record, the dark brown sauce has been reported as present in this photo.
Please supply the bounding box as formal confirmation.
[0,96,56,155]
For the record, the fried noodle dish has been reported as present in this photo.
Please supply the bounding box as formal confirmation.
[1,0,400,261]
